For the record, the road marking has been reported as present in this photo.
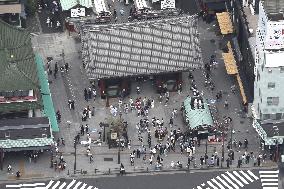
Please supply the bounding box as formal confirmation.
[58,182,66,189]
[196,186,202,189]
[216,176,233,189]
[263,187,278,189]
[211,178,225,189]
[66,180,76,189]
[226,171,244,187]
[45,180,54,189]
[221,174,239,189]
[73,181,82,189]
[6,183,45,188]
[52,181,60,189]
[262,183,278,186]
[233,171,249,184]
[260,174,278,178]
[259,170,279,174]
[207,181,218,189]
[260,179,278,182]
[80,183,87,189]
[239,171,253,182]
[247,170,259,180]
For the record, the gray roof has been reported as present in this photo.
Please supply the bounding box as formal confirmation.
[261,0,284,20]
[0,117,51,140]
[82,16,203,79]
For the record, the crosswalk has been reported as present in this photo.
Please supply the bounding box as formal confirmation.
[6,179,98,189]
[193,170,260,189]
[259,170,279,189]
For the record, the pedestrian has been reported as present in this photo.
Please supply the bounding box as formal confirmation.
[200,156,204,166]
[226,158,230,168]
[85,124,89,134]
[61,138,65,146]
[64,62,69,72]
[224,100,229,109]
[237,158,242,168]
[244,139,248,149]
[80,125,85,135]
[90,155,94,163]
[46,17,50,27]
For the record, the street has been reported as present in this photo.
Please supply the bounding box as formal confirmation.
[2,169,271,189]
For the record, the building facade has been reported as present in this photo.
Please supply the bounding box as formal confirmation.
[253,0,284,150]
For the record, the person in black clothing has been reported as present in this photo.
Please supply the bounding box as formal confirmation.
[216,157,220,166]
[226,158,230,168]
[200,156,204,165]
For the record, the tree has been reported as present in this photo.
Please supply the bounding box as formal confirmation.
[25,0,37,17]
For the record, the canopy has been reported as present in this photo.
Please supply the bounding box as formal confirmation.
[184,97,214,130]
[35,54,59,132]
[216,12,233,35]
[222,41,238,75]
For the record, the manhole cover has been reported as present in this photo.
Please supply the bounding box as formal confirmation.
[104,158,113,161]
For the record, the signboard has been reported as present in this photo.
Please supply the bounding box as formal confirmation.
[111,133,117,140]
[71,8,86,18]
[161,0,175,10]
[265,22,284,49]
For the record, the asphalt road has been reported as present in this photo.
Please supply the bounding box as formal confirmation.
[2,169,264,189]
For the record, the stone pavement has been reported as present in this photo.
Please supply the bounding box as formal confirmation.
[0,15,276,181]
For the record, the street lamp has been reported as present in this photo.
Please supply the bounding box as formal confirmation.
[74,138,77,174]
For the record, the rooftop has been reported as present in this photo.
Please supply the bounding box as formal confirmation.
[0,20,39,92]
[262,0,284,20]
[82,16,203,79]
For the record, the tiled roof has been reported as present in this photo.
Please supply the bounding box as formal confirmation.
[0,101,41,112]
[60,0,92,10]
[184,97,214,130]
[82,16,203,79]
[0,20,39,92]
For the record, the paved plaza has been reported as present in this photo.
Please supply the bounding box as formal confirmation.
[0,14,277,182]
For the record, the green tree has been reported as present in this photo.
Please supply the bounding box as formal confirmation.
[25,0,37,16]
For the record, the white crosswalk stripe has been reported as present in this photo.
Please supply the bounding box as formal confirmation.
[193,170,260,189]
[5,179,98,189]
[212,178,225,189]
[247,170,259,180]
[221,174,239,189]
[226,171,244,187]
[207,181,218,189]
[239,171,253,182]
[259,169,279,189]
[216,176,233,189]
[233,171,249,185]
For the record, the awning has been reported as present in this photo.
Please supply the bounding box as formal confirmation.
[236,74,247,104]
[216,12,233,35]
[35,54,59,132]
[184,97,214,130]
[0,138,54,152]
[222,42,238,75]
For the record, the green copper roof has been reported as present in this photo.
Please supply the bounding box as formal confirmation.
[35,54,59,132]
[0,138,54,149]
[60,0,93,10]
[0,20,39,92]
[184,97,213,130]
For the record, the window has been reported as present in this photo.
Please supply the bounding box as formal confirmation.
[276,113,282,120]
[267,97,279,106]
[268,82,275,89]
[281,67,284,73]
[262,114,270,120]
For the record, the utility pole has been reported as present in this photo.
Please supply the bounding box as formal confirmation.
[118,132,121,164]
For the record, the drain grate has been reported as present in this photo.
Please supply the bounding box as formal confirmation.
[104,158,113,161]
